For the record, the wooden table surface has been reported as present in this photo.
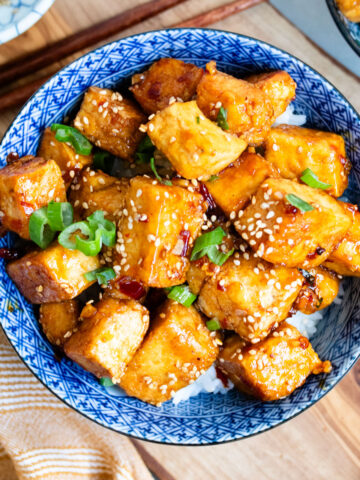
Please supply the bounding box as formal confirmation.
[1,1,360,479]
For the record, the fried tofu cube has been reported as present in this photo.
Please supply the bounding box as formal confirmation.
[130,58,203,114]
[0,155,66,239]
[147,100,247,179]
[39,300,79,347]
[64,298,149,382]
[264,125,350,197]
[205,152,278,217]
[196,253,303,343]
[120,299,219,405]
[324,203,360,276]
[336,0,360,21]
[294,267,340,314]
[218,322,331,401]
[74,87,146,161]
[38,127,92,188]
[196,61,273,146]
[237,178,351,268]
[69,168,128,221]
[246,70,296,122]
[114,176,206,287]
[7,244,100,304]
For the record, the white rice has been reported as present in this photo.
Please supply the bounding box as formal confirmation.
[273,103,306,127]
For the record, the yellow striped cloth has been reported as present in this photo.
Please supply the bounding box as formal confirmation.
[0,329,153,480]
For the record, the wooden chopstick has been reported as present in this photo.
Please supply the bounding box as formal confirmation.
[0,0,265,113]
[0,0,187,88]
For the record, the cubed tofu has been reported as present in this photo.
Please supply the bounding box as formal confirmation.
[186,257,222,295]
[114,176,206,287]
[64,298,149,382]
[196,253,303,343]
[264,125,350,197]
[69,168,129,221]
[147,100,247,179]
[120,299,219,405]
[196,61,273,145]
[74,87,146,161]
[0,155,66,239]
[205,152,278,217]
[324,202,360,276]
[294,267,340,314]
[246,70,296,122]
[39,300,79,347]
[7,243,100,303]
[236,178,351,268]
[130,58,204,114]
[336,0,360,21]
[38,127,93,188]
[218,322,331,401]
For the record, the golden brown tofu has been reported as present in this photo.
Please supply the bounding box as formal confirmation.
[205,152,278,217]
[130,58,204,114]
[0,155,66,239]
[218,322,331,401]
[324,203,360,276]
[294,267,340,314]
[74,86,146,161]
[114,176,206,287]
[64,298,149,382]
[37,127,92,188]
[336,0,360,21]
[147,100,247,179]
[264,125,350,197]
[237,178,351,268]
[39,300,79,347]
[7,243,100,304]
[69,168,129,221]
[186,257,221,295]
[196,253,303,343]
[246,70,297,122]
[196,61,273,145]
[120,299,219,405]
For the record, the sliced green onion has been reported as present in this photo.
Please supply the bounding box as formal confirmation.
[208,175,219,182]
[136,135,155,163]
[190,227,226,261]
[300,168,332,190]
[47,201,73,232]
[58,221,92,250]
[99,377,114,387]
[75,228,103,256]
[217,107,229,130]
[196,116,200,124]
[84,267,116,285]
[150,157,172,186]
[207,247,234,266]
[167,284,197,307]
[87,210,116,247]
[286,194,314,212]
[29,207,55,249]
[51,124,93,155]
[93,151,113,173]
[206,318,221,331]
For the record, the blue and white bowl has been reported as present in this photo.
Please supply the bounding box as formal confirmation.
[327,0,360,56]
[0,29,360,445]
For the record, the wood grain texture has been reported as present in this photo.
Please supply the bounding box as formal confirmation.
[0,1,359,478]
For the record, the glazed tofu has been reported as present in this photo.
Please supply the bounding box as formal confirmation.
[205,152,278,217]
[74,86,146,161]
[196,61,273,145]
[236,178,351,268]
[294,267,340,314]
[147,101,247,179]
[130,58,203,114]
[246,70,296,122]
[264,125,350,197]
[324,203,360,276]
[38,127,92,188]
[69,168,129,221]
[0,155,66,239]
[114,176,206,287]
[39,300,79,347]
[218,322,331,401]
[120,300,219,405]
[64,298,149,382]
[336,0,360,21]
[7,243,100,304]
[196,253,303,343]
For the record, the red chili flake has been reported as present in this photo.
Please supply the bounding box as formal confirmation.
[217,281,226,291]
[179,230,191,256]
[199,183,217,211]
[316,247,325,255]
[215,366,229,388]
[299,336,309,350]
[284,204,298,215]
[0,248,19,261]
[6,152,19,164]
[117,276,146,300]
[62,166,82,184]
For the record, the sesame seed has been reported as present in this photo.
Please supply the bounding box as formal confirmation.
[170,136,176,144]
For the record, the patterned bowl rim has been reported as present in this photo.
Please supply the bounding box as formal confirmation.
[326,0,360,56]
[1,27,360,445]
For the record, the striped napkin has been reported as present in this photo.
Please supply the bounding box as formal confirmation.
[0,329,153,480]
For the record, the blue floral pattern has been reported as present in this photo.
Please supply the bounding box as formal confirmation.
[327,0,360,56]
